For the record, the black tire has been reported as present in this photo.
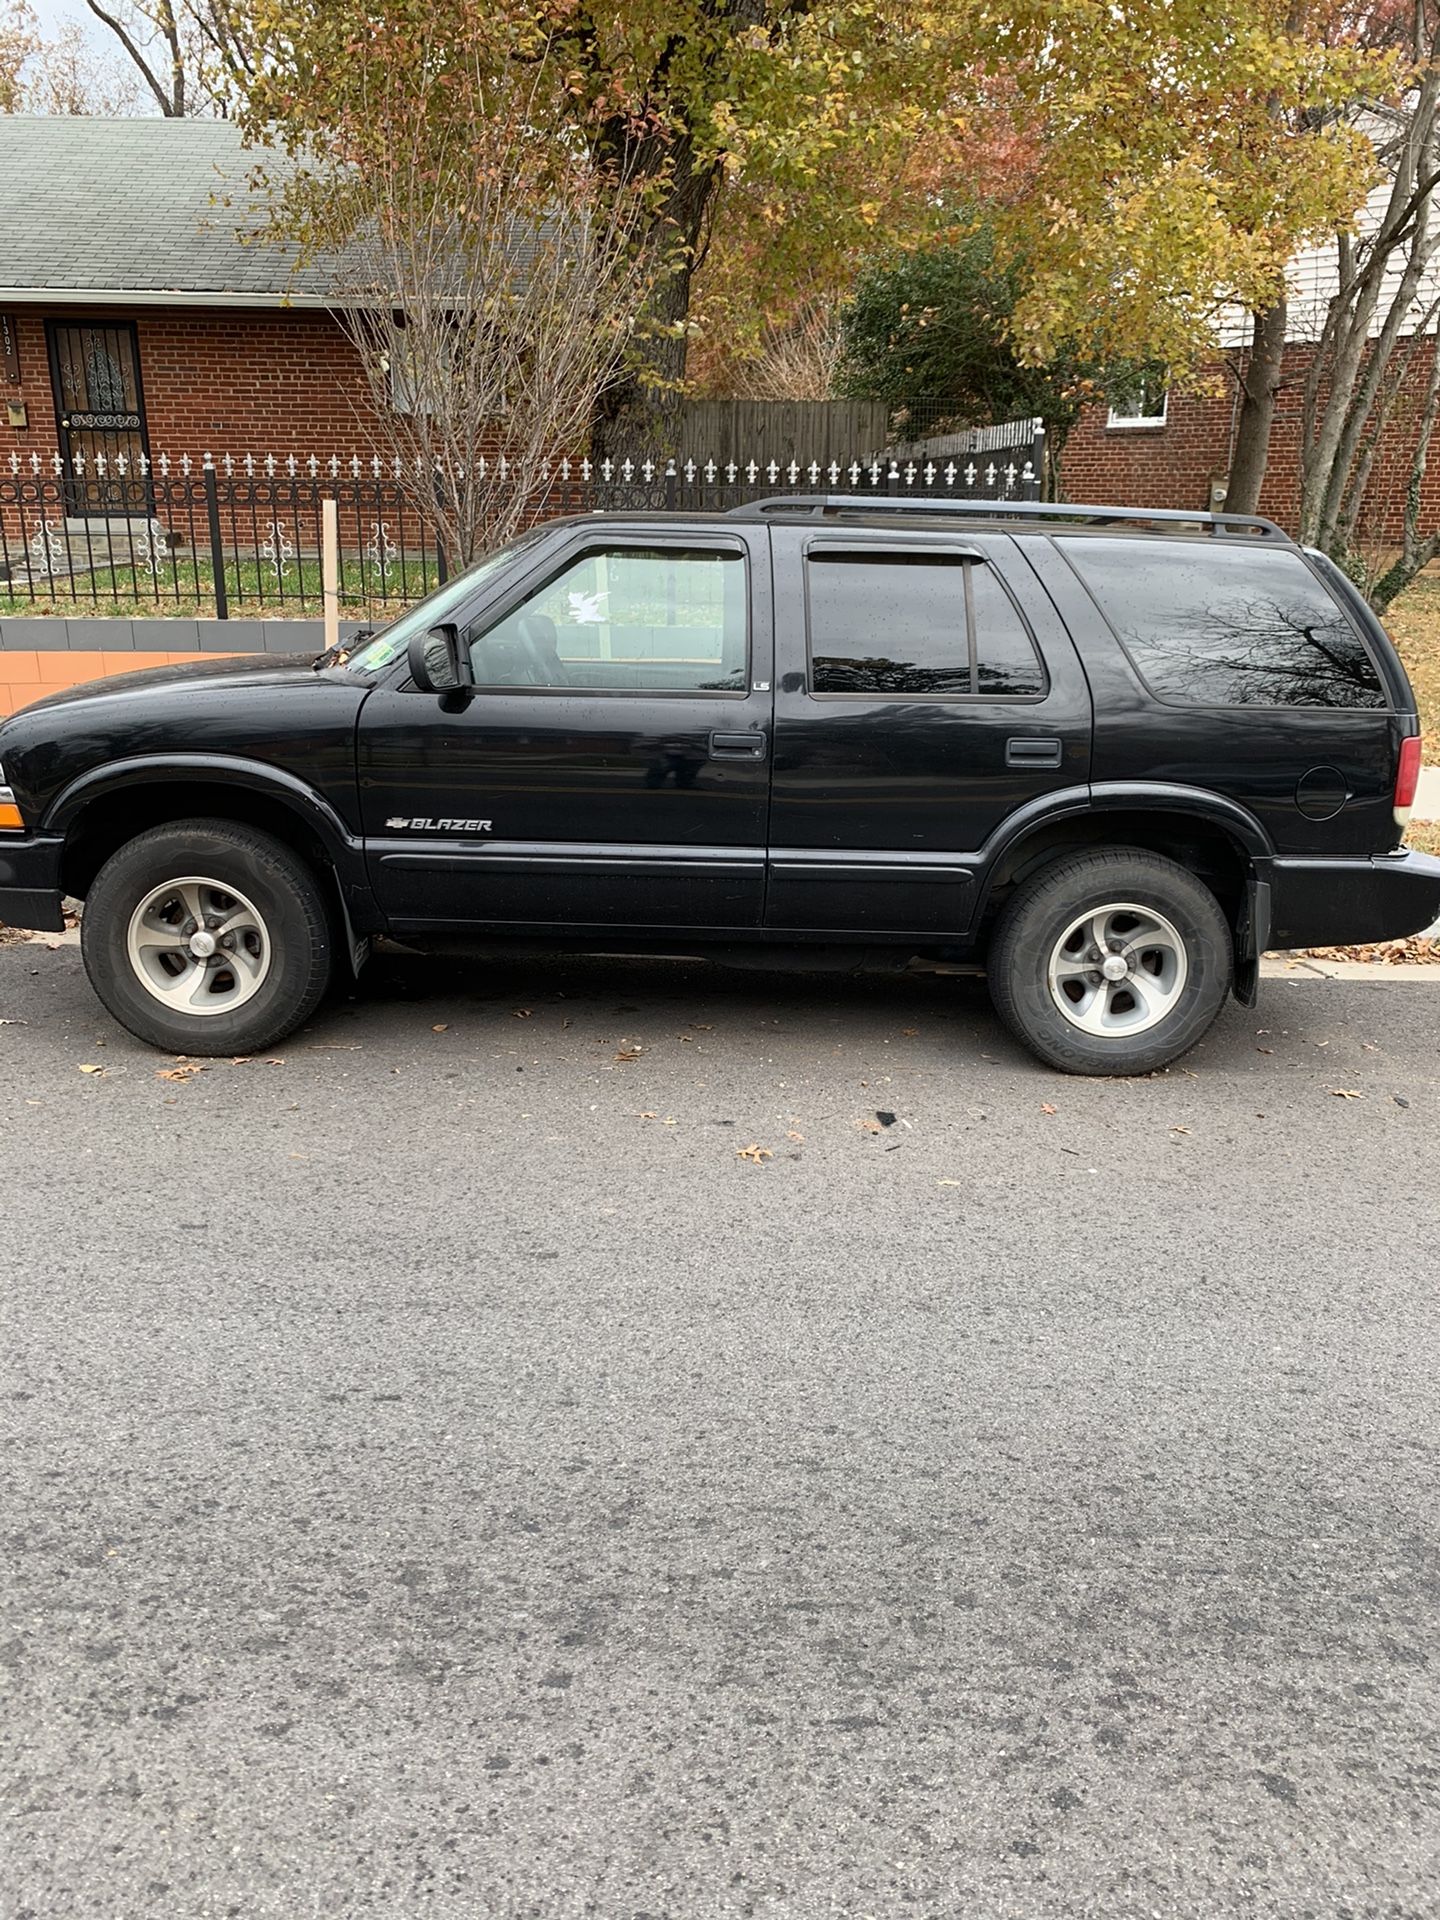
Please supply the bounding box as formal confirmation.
[987,846,1233,1076]
[81,818,333,1055]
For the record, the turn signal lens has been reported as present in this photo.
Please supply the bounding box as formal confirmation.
[0,801,22,831]
[1395,734,1422,825]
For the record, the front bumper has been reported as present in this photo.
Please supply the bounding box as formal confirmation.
[0,833,66,933]
[1265,850,1440,950]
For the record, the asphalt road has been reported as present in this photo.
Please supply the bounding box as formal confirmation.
[3,939,1439,1920]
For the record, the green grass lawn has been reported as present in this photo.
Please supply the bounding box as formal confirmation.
[0,554,441,621]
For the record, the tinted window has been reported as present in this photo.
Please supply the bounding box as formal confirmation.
[1063,539,1385,709]
[467,547,746,692]
[974,567,1046,697]
[807,552,1043,697]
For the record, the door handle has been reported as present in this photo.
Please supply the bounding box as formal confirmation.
[709,731,767,760]
[1005,736,1063,769]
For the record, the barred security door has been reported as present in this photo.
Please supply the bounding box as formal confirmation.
[46,320,152,514]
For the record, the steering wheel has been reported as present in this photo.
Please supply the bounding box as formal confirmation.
[515,615,570,687]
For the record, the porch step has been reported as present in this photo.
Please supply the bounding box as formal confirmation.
[55,515,188,568]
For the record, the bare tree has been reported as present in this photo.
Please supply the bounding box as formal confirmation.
[304,53,679,565]
[79,0,249,115]
[1277,8,1440,607]
[743,304,846,401]
[1,0,147,113]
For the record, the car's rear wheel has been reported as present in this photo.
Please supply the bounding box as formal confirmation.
[988,846,1233,1075]
[81,819,333,1055]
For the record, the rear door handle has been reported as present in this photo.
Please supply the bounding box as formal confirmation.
[709,731,768,760]
[1005,736,1063,769]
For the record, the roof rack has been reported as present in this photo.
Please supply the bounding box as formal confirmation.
[727,495,1294,542]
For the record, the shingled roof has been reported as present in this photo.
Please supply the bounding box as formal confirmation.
[0,116,334,305]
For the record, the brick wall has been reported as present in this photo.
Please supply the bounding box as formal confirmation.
[1,304,370,468]
[1063,339,1440,541]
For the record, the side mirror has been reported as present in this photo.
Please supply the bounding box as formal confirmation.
[408,622,471,695]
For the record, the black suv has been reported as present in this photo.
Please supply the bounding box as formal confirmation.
[1,496,1436,1075]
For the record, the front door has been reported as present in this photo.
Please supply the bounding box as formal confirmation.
[766,524,1092,935]
[359,525,774,934]
[46,320,152,515]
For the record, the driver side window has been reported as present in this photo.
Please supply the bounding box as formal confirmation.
[466,545,748,693]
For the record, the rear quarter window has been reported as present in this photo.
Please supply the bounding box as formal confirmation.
[1059,538,1386,710]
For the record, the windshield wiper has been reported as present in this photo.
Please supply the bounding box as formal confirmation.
[313,626,374,671]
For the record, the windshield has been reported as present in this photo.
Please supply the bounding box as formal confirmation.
[336,531,545,675]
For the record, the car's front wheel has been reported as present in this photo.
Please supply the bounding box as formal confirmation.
[988,846,1233,1075]
[81,819,333,1055]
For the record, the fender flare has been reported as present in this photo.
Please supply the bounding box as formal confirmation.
[973,780,1274,923]
[43,752,361,861]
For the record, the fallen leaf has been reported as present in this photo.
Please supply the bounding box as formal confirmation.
[902,1028,919,1037]
[1328,1088,1365,1100]
[0,1017,26,1026]
[1040,1102,1058,1116]
[156,1065,206,1082]
[614,1045,643,1062]
[431,1023,449,1033]
[1394,1094,1411,1108]
[937,1178,964,1187]
[737,1143,773,1163]
[875,1110,897,1128]
[78,1063,105,1075]
[1256,1046,1274,1055]
[231,1056,252,1065]
[513,1008,533,1019]
[1171,1124,1192,1135]
[639,1110,658,1120]
[787,1129,805,1144]
[264,1058,285,1066]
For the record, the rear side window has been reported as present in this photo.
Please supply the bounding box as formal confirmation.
[806,551,1044,698]
[1061,538,1385,709]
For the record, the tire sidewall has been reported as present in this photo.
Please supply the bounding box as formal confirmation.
[996,859,1232,1075]
[82,824,331,1054]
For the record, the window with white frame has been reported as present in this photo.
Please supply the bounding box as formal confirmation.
[1106,370,1169,429]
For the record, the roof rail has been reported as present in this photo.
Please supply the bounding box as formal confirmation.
[728,494,1294,542]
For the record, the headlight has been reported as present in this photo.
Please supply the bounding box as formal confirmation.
[0,761,22,832]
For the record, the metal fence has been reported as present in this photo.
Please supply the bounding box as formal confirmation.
[1,432,1045,621]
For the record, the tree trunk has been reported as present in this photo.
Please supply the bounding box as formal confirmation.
[1224,300,1287,516]
[590,143,720,467]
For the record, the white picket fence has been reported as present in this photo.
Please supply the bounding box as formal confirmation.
[5,444,1043,499]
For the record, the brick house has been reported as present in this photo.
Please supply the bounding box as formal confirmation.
[0,115,369,496]
[1062,151,1440,541]
[1058,346,1440,536]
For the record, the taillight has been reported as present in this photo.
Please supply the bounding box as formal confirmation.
[0,763,21,832]
[1395,733,1422,825]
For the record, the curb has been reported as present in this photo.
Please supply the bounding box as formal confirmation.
[1261,957,1440,980]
